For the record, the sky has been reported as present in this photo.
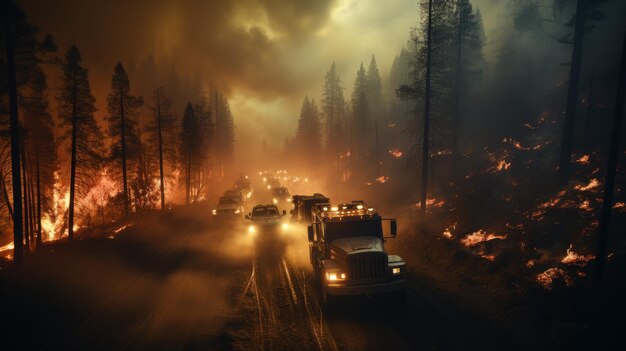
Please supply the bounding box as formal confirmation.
[20,0,508,165]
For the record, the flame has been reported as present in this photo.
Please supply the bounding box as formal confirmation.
[442,222,456,239]
[574,178,600,192]
[561,244,595,266]
[576,154,590,164]
[0,242,15,260]
[375,176,389,184]
[388,149,403,158]
[460,230,507,247]
[579,200,592,211]
[539,190,567,208]
[613,202,625,212]
[416,198,445,209]
[536,268,573,290]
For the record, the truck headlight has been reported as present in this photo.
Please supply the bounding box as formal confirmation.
[286,198,292,202]
[392,267,401,275]
[281,222,289,230]
[235,209,241,214]
[326,272,346,281]
[248,225,255,234]
[212,209,217,215]
[273,198,278,204]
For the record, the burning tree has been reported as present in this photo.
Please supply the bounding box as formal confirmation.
[58,45,104,240]
[106,63,144,217]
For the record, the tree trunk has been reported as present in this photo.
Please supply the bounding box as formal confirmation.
[156,91,165,210]
[593,28,626,284]
[421,0,433,215]
[453,0,463,151]
[2,0,24,263]
[28,167,36,249]
[558,0,587,183]
[21,144,29,253]
[584,65,595,145]
[120,88,129,217]
[68,75,78,240]
[36,154,41,247]
[185,153,191,205]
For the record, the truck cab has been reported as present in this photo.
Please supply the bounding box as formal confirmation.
[307,201,407,305]
[291,193,330,224]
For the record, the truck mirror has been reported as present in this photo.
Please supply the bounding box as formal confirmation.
[283,210,287,216]
[307,225,314,242]
[382,219,397,238]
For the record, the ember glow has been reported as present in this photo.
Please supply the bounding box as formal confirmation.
[389,149,403,158]
[536,268,573,290]
[460,230,507,247]
[576,154,590,164]
[561,245,595,266]
[574,178,600,192]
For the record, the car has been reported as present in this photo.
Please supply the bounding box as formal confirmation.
[245,204,287,234]
[235,175,253,198]
[223,189,245,204]
[272,187,291,205]
[212,196,244,219]
[266,177,281,190]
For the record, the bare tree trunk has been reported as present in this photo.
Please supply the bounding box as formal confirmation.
[421,0,433,215]
[156,90,165,210]
[120,88,129,217]
[2,0,24,263]
[36,154,41,247]
[584,65,595,145]
[593,28,626,284]
[68,75,78,240]
[21,144,29,253]
[453,0,463,151]
[28,167,36,249]
[559,0,587,183]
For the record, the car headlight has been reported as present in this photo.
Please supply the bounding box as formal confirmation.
[212,209,217,215]
[391,265,405,275]
[248,225,255,234]
[286,198,292,202]
[273,198,278,204]
[235,209,241,214]
[326,272,346,281]
[281,222,289,230]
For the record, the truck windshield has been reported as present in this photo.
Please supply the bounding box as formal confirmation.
[325,219,382,240]
[253,207,279,217]
[219,197,238,205]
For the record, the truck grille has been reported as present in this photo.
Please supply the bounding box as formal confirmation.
[349,252,387,281]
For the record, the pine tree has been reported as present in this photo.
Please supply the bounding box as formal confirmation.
[294,96,322,167]
[321,62,347,163]
[180,103,202,204]
[58,45,104,240]
[212,90,235,177]
[351,63,371,176]
[453,0,485,149]
[106,63,143,217]
[147,87,177,209]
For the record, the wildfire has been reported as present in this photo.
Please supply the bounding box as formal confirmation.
[576,154,590,165]
[579,200,592,211]
[574,178,600,192]
[442,223,456,239]
[460,230,507,247]
[539,190,567,208]
[375,176,389,184]
[613,202,625,212]
[536,267,573,290]
[0,242,15,260]
[561,245,595,266]
[415,198,446,209]
[389,149,403,158]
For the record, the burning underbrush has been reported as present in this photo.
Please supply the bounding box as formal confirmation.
[385,110,626,292]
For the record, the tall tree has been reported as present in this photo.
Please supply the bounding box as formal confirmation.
[452,0,485,150]
[147,87,176,210]
[593,27,626,284]
[22,65,56,246]
[212,90,235,177]
[106,63,143,217]
[366,56,384,124]
[1,1,54,260]
[322,62,347,160]
[294,96,322,168]
[351,63,371,175]
[58,45,103,240]
[180,103,202,204]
